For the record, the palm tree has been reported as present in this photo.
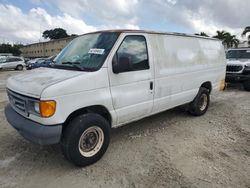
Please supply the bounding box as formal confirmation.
[213,30,239,48]
[224,34,239,48]
[195,32,209,37]
[213,30,229,40]
[242,26,250,45]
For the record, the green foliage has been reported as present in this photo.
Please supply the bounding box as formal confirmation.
[195,32,209,37]
[0,43,23,56]
[213,30,239,48]
[42,28,69,40]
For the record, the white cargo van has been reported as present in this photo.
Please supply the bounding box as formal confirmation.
[5,30,226,166]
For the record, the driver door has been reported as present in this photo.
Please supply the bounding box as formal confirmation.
[108,34,154,126]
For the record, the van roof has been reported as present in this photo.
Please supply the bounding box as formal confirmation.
[88,29,220,41]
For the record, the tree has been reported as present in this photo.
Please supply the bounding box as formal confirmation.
[224,34,239,48]
[213,30,239,48]
[242,26,250,45]
[42,28,69,40]
[213,30,229,40]
[0,43,23,56]
[195,32,209,37]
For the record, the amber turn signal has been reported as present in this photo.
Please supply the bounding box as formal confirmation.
[39,100,56,118]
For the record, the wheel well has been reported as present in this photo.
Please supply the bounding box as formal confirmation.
[201,82,212,93]
[63,105,112,130]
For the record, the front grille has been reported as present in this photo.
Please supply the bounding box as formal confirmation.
[7,90,27,115]
[226,65,243,72]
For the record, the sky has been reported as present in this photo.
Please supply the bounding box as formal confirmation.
[0,0,249,44]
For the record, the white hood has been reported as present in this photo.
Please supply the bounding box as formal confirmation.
[7,68,83,98]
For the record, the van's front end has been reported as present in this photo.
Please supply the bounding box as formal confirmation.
[5,32,120,166]
[5,68,84,145]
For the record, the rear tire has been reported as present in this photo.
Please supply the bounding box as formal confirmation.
[188,87,210,116]
[16,65,23,71]
[243,79,250,91]
[61,113,110,167]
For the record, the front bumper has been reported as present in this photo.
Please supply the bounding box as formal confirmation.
[5,104,62,145]
[226,73,250,82]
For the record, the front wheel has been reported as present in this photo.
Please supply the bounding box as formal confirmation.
[61,113,110,166]
[243,79,250,91]
[188,87,210,116]
[16,65,23,71]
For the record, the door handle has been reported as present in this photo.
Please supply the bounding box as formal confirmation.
[150,81,153,90]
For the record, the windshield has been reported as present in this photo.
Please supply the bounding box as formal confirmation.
[53,32,120,71]
[226,50,250,59]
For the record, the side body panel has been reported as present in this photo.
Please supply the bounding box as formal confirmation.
[149,34,226,114]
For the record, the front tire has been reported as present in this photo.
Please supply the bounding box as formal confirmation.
[188,87,210,116]
[243,79,250,91]
[16,65,23,71]
[61,113,110,166]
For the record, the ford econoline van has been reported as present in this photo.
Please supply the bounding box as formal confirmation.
[5,30,226,166]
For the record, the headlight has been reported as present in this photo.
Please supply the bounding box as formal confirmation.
[29,100,56,118]
[245,64,250,71]
[34,102,40,113]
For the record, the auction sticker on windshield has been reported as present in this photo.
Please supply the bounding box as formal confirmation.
[88,48,105,55]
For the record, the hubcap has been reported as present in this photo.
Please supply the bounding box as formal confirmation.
[78,126,104,157]
[199,94,208,111]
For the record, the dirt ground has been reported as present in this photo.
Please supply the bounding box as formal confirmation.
[0,70,249,188]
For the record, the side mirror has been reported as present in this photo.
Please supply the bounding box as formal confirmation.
[112,55,131,74]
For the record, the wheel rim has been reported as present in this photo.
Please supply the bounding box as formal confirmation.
[199,93,208,111]
[78,126,104,157]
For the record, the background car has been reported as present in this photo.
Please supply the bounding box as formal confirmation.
[26,55,56,70]
[26,58,52,70]
[0,56,25,71]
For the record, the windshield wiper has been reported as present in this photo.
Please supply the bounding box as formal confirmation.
[49,61,94,71]
[62,61,80,65]
[59,61,85,71]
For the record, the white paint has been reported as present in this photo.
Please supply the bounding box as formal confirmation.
[6,31,226,128]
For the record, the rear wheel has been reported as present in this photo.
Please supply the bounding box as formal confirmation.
[16,65,23,71]
[243,79,250,91]
[61,113,110,166]
[188,87,210,116]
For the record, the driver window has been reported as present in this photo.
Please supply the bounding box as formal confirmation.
[115,35,149,73]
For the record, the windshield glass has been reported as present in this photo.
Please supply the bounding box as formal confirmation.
[226,50,250,59]
[53,32,120,71]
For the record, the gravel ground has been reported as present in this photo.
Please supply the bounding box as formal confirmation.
[0,70,249,188]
